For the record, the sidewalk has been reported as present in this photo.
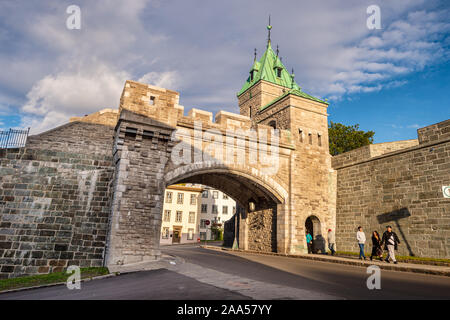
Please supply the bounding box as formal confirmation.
[201,245,450,277]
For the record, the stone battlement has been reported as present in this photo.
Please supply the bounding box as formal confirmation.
[69,80,293,147]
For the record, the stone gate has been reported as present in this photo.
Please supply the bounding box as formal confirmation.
[103,74,334,265]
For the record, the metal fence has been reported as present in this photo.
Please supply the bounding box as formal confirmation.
[0,128,30,148]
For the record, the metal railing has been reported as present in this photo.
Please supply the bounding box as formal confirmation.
[0,128,30,148]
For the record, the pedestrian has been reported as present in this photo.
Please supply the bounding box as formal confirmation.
[327,228,336,256]
[381,225,400,264]
[356,226,366,260]
[306,230,313,254]
[370,231,383,261]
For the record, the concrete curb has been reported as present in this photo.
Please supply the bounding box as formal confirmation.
[201,245,450,277]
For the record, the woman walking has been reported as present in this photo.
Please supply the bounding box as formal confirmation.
[370,231,383,261]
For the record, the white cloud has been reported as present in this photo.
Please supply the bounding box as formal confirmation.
[0,0,449,133]
[138,71,180,90]
[21,65,180,134]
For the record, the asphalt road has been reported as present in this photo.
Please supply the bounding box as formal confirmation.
[161,245,450,300]
[0,268,249,300]
[1,244,449,300]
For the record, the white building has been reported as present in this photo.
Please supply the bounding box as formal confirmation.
[159,184,236,244]
[199,186,236,241]
[160,184,202,245]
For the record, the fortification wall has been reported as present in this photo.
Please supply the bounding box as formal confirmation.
[0,122,115,278]
[333,120,450,258]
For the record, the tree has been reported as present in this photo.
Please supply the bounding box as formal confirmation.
[328,121,375,156]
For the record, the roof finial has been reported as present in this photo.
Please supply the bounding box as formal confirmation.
[291,68,295,88]
[276,44,279,57]
[267,15,272,47]
[254,48,257,61]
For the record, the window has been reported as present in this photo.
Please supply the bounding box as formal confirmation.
[222,206,228,214]
[212,205,218,214]
[175,211,182,223]
[268,120,277,130]
[149,96,155,105]
[200,219,207,228]
[202,190,209,198]
[223,194,228,199]
[298,129,303,143]
[249,106,252,118]
[212,191,218,199]
[187,228,194,240]
[308,133,312,145]
[125,127,137,138]
[190,194,196,205]
[163,210,171,222]
[162,227,169,239]
[165,191,172,203]
[177,193,184,204]
[201,204,208,213]
[318,133,322,147]
[250,71,254,81]
[276,68,282,78]
[188,212,196,224]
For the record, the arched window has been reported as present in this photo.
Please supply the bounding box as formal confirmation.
[268,120,277,129]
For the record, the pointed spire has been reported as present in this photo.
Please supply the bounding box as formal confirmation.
[276,44,279,57]
[254,48,257,62]
[267,15,272,47]
[291,68,295,89]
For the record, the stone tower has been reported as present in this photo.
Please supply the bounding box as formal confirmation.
[237,22,335,253]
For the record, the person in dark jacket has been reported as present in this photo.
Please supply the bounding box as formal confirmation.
[370,231,383,261]
[381,226,401,264]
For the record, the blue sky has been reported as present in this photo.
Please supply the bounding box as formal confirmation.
[0,0,449,143]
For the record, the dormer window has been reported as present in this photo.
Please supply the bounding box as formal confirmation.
[250,71,254,81]
[276,67,282,78]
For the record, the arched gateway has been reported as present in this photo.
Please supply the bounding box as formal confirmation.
[83,26,335,266]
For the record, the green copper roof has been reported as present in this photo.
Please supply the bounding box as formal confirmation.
[237,41,328,107]
[260,88,328,112]
[238,43,295,96]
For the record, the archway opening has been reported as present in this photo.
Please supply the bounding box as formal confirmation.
[162,170,283,253]
[305,215,325,254]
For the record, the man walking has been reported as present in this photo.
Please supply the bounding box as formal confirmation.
[327,229,336,256]
[381,225,400,264]
[356,226,366,260]
[306,230,313,254]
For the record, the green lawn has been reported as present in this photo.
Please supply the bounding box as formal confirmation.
[0,267,109,292]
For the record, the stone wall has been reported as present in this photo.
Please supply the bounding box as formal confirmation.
[333,120,450,258]
[0,122,115,278]
[247,206,277,252]
[105,110,176,265]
